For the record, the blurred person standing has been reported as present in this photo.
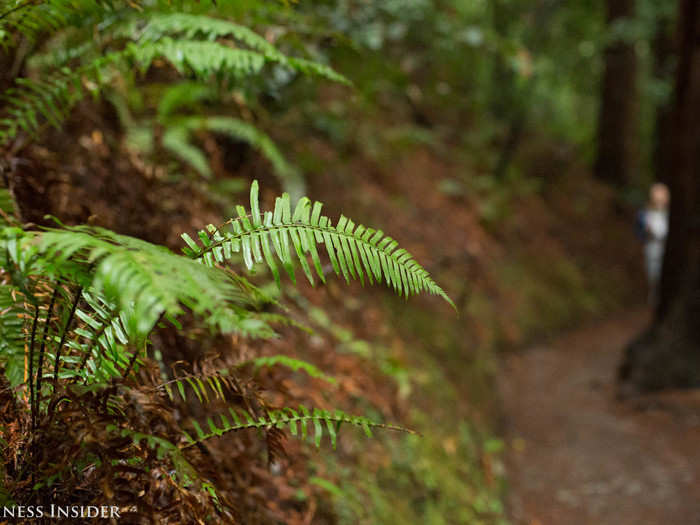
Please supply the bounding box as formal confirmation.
[637,183,670,305]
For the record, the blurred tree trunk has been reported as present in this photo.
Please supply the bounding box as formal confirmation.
[651,10,677,184]
[594,0,638,186]
[619,0,700,392]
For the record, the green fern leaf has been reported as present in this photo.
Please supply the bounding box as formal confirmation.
[162,115,304,198]
[242,355,336,384]
[183,181,455,308]
[162,125,213,178]
[182,405,411,450]
[1,16,348,145]
[6,225,265,337]
[0,282,28,387]
[156,81,217,121]
[119,13,285,60]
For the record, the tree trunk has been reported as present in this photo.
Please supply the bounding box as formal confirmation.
[651,9,677,185]
[594,0,638,187]
[618,0,700,392]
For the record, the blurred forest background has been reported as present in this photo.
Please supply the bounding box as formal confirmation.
[1,0,699,523]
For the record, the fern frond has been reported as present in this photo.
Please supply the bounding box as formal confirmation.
[157,81,216,121]
[162,125,212,177]
[158,352,334,404]
[285,56,350,85]
[159,367,235,404]
[0,0,122,49]
[61,292,135,382]
[182,405,411,450]
[106,424,201,483]
[182,181,455,307]
[119,13,284,59]
[0,282,28,387]
[127,38,267,78]
[243,355,336,384]
[0,54,119,144]
[119,13,349,85]
[7,226,260,337]
[163,116,304,198]
[1,32,347,145]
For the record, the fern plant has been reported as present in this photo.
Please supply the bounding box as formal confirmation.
[1,3,346,197]
[0,3,452,520]
[0,181,450,521]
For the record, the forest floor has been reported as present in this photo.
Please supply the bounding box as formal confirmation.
[500,309,700,525]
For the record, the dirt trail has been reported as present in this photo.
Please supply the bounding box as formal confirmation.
[500,310,700,525]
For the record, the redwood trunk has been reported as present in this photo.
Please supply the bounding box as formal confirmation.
[594,0,638,186]
[651,11,676,185]
[619,0,700,392]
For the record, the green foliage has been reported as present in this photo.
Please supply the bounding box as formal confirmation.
[246,354,337,384]
[0,4,353,202]
[0,35,345,145]
[0,0,121,48]
[11,225,247,336]
[162,115,304,197]
[156,81,217,121]
[160,355,335,408]
[0,6,348,168]
[116,13,285,56]
[61,291,135,383]
[0,188,17,226]
[184,405,409,450]
[0,176,446,519]
[182,181,455,307]
[0,282,26,387]
[0,2,486,520]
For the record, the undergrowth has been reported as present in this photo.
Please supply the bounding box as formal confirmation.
[0,2,455,521]
[0,180,449,521]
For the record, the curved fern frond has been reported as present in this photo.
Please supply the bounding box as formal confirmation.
[11,225,258,337]
[118,13,349,85]
[244,355,336,384]
[127,38,266,78]
[182,181,455,307]
[118,12,284,58]
[182,405,411,450]
[156,81,216,121]
[162,125,212,177]
[163,115,304,198]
